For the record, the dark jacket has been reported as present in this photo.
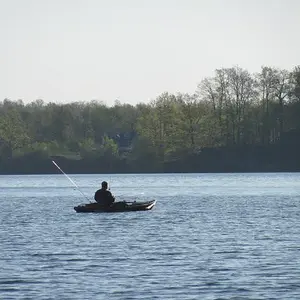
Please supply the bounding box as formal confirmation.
[94,189,115,206]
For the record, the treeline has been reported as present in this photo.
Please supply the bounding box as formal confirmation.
[0,65,300,174]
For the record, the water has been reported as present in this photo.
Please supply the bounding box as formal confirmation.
[1,173,300,299]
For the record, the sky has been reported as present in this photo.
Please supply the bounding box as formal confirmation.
[0,0,299,106]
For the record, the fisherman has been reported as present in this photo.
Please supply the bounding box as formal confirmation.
[94,181,115,206]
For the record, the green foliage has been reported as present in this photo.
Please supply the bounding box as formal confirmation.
[136,92,185,162]
[14,142,50,158]
[0,109,30,158]
[101,135,119,158]
[0,64,299,173]
[79,138,96,158]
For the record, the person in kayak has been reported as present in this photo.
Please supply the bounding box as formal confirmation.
[94,181,115,206]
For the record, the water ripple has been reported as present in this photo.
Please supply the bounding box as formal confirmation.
[1,173,300,299]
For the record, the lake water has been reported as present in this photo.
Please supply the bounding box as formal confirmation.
[1,173,300,299]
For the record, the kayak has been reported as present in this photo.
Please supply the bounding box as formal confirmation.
[74,199,156,213]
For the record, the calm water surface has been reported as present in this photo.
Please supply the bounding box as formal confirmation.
[1,173,300,299]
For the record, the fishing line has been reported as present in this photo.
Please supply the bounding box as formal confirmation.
[52,160,90,202]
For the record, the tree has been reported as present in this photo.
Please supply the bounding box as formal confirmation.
[273,69,293,134]
[197,69,229,145]
[101,135,119,158]
[255,67,276,143]
[176,93,210,150]
[0,109,30,158]
[290,66,300,103]
[198,67,256,145]
[136,92,183,164]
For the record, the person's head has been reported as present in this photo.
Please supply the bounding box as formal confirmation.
[101,181,108,190]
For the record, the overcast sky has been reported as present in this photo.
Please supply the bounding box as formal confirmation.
[0,0,299,105]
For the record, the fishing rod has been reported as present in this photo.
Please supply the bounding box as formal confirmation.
[52,160,90,202]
